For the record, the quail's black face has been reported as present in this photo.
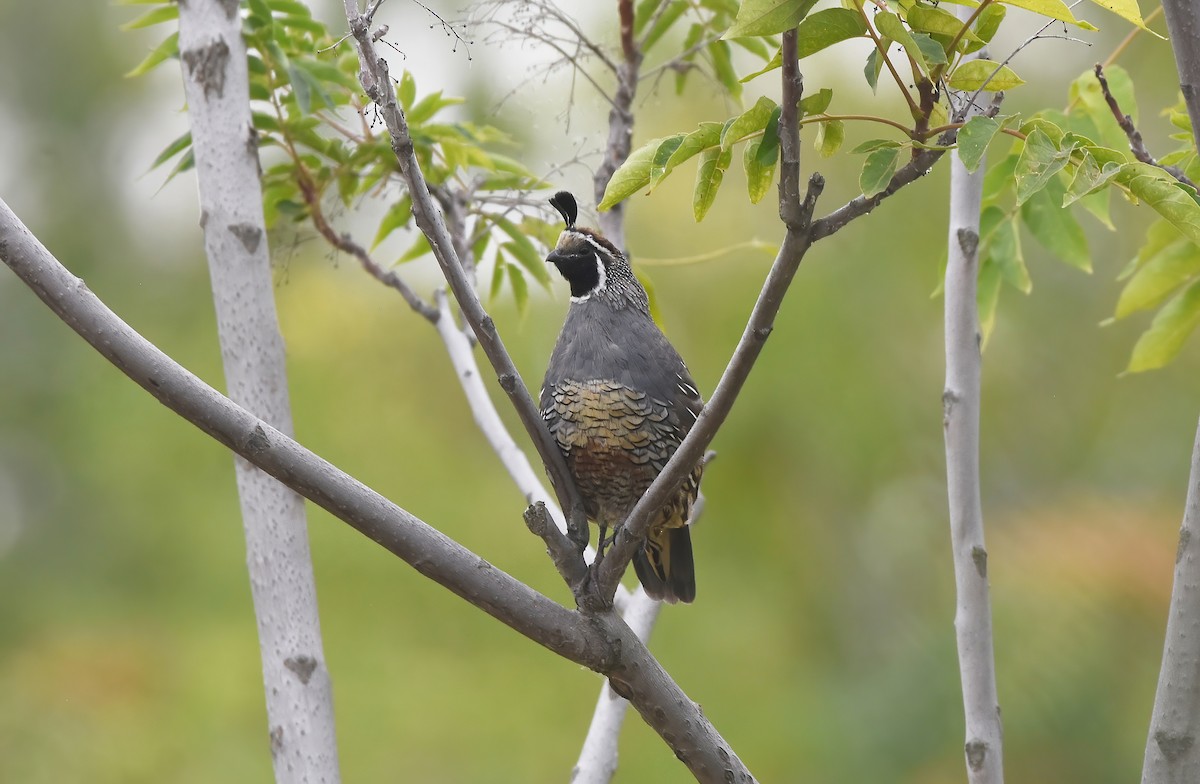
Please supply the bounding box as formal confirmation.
[547,232,608,300]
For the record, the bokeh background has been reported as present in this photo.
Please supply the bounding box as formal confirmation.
[2,1,1198,781]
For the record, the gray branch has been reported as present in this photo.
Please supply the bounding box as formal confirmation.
[1094,64,1198,190]
[942,13,1004,776]
[0,192,757,784]
[176,2,340,780]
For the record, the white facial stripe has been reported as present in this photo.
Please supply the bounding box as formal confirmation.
[567,232,609,303]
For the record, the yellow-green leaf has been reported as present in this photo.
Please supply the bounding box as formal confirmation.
[957,115,1001,172]
[722,96,778,151]
[744,139,778,204]
[1086,0,1163,35]
[815,119,845,158]
[874,11,929,73]
[797,9,868,58]
[998,0,1098,28]
[1116,237,1200,318]
[948,60,1025,91]
[726,0,820,37]
[598,136,668,210]
[860,146,901,197]
[126,31,179,77]
[693,147,732,221]
[1127,279,1200,372]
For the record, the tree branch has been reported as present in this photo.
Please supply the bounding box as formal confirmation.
[341,0,591,563]
[1161,0,1200,149]
[1094,64,1198,190]
[592,29,822,603]
[177,3,340,780]
[0,192,759,784]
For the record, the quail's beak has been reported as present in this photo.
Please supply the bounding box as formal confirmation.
[545,248,566,269]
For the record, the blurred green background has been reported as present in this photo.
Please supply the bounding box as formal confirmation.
[2,1,1198,782]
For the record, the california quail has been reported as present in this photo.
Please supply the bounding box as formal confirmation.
[539,191,704,604]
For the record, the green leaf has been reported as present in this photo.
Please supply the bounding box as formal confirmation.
[968,3,1006,50]
[1122,220,1186,280]
[634,0,662,34]
[1021,176,1091,270]
[948,60,1024,91]
[150,131,192,171]
[799,88,832,117]
[1014,128,1071,204]
[408,90,465,126]
[126,31,179,77]
[1127,279,1200,372]
[744,139,778,204]
[398,71,417,111]
[666,122,724,170]
[1063,154,1121,206]
[397,233,431,263]
[726,0,820,37]
[982,207,1031,293]
[998,0,1098,28]
[863,47,885,92]
[722,96,778,150]
[642,0,688,52]
[957,115,1001,172]
[1086,0,1163,35]
[493,216,553,288]
[874,11,929,72]
[912,33,949,66]
[851,139,904,154]
[708,40,742,101]
[1117,164,1200,247]
[797,9,868,58]
[693,147,732,220]
[598,136,668,210]
[489,251,506,303]
[649,134,687,189]
[983,153,1019,200]
[907,5,981,43]
[120,4,178,29]
[860,146,901,197]
[977,256,1004,345]
[757,106,783,166]
[372,195,413,249]
[508,263,530,317]
[740,47,782,82]
[1116,237,1200,318]
[815,119,845,158]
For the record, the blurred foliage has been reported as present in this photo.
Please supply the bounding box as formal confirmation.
[1,0,1200,783]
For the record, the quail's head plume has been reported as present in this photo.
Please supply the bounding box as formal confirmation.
[538,191,704,603]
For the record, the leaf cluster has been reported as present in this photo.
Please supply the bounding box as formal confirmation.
[961,67,1200,369]
[125,0,558,314]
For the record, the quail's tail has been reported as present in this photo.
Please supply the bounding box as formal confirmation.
[632,526,696,604]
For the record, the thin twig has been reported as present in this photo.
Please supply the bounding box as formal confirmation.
[1094,64,1198,189]
[299,180,439,322]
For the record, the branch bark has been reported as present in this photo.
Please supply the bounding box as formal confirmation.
[1094,64,1198,190]
[1161,0,1200,148]
[942,13,1005,775]
[0,192,757,783]
[177,3,340,781]
[1142,4,1200,781]
[1143,418,1200,783]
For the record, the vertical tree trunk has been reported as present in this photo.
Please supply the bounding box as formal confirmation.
[1141,6,1200,781]
[177,2,340,781]
[942,9,1004,781]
